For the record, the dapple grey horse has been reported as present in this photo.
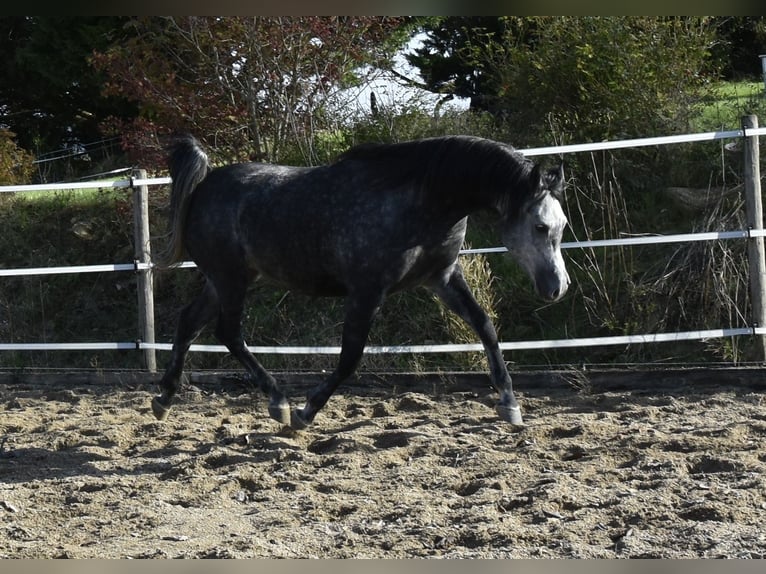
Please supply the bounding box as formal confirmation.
[152,135,569,429]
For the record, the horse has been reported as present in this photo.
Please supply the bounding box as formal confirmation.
[152,134,569,429]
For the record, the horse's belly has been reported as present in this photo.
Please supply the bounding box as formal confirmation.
[251,253,348,297]
[242,217,463,297]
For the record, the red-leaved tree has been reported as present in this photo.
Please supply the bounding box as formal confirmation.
[90,16,410,170]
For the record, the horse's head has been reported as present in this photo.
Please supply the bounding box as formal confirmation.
[501,163,569,301]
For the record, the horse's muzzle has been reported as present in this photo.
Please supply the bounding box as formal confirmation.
[536,270,570,301]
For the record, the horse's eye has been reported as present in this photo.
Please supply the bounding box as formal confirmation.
[535,224,549,234]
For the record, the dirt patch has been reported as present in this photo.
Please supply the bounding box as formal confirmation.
[1,371,765,558]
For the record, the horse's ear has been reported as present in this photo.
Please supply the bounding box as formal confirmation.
[545,163,565,198]
[530,163,542,189]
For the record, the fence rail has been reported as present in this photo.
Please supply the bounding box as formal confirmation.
[3,327,766,355]
[1,119,765,367]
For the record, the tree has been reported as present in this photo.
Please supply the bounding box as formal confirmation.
[91,17,412,168]
[710,17,766,79]
[0,17,137,161]
[405,17,509,114]
[409,17,717,143]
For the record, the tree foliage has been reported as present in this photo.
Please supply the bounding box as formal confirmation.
[0,16,758,177]
[409,17,718,144]
[711,16,766,79]
[0,129,34,185]
[405,17,506,112]
[0,17,137,156]
[91,16,411,169]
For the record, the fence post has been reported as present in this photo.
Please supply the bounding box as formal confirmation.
[132,169,157,372]
[742,115,766,362]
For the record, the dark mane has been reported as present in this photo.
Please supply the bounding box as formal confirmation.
[336,135,538,214]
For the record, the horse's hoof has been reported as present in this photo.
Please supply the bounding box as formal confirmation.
[289,409,310,431]
[495,403,524,426]
[268,401,291,425]
[151,396,171,421]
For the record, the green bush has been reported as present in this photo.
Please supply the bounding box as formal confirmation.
[481,17,717,144]
[0,129,34,186]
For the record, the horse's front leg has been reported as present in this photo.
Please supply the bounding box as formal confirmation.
[429,264,523,425]
[291,291,383,429]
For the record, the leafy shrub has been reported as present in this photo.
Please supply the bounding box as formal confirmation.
[0,129,34,186]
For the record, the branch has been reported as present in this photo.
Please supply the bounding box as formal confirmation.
[386,67,431,92]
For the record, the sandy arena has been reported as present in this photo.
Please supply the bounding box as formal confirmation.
[1,369,765,558]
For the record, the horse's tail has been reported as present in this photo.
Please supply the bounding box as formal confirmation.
[158,134,211,267]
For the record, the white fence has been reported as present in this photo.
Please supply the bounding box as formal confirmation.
[2,118,766,371]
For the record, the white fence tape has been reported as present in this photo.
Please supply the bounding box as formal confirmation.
[0,261,193,277]
[0,327,760,354]
[0,343,136,351]
[156,327,760,354]
[0,176,171,194]
[0,263,138,277]
[521,126,766,157]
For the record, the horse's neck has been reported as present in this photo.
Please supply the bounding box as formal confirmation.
[424,168,503,218]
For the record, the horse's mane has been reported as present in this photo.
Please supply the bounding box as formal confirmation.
[336,136,538,214]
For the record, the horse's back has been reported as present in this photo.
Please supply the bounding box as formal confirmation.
[184,162,352,290]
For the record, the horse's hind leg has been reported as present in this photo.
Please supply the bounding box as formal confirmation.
[212,281,291,425]
[429,264,523,425]
[152,280,219,420]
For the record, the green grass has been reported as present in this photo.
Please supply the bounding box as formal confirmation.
[695,80,766,130]
[8,181,131,205]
